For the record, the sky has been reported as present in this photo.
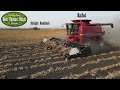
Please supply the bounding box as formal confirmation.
[0,11,120,28]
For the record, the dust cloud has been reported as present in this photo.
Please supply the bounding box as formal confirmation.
[91,14,120,55]
[103,14,120,48]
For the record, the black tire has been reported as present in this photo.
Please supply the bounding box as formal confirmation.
[81,47,91,57]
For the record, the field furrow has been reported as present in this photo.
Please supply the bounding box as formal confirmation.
[0,39,120,79]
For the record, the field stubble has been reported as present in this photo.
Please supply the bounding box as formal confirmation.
[0,29,120,79]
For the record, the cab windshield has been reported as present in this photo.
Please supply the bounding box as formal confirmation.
[66,24,79,35]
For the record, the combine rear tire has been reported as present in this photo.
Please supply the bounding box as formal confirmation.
[81,46,91,57]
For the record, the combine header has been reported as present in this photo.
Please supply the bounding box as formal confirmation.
[42,20,113,59]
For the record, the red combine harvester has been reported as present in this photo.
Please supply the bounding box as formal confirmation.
[42,20,113,59]
[65,20,113,46]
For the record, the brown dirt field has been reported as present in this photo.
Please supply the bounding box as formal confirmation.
[0,29,66,45]
[0,29,120,79]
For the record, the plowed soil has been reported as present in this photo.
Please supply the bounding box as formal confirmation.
[0,29,120,79]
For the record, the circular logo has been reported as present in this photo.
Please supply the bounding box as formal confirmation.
[1,12,27,27]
